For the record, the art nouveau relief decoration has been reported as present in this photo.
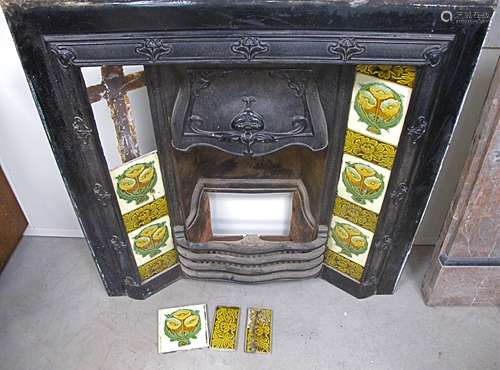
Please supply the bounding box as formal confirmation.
[171,68,328,157]
[110,151,177,281]
[324,64,416,281]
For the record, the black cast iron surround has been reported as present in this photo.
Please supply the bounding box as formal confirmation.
[2,0,493,299]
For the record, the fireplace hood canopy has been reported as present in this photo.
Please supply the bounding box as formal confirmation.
[2,0,493,299]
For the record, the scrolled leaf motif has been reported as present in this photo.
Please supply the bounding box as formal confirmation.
[110,235,128,255]
[407,116,428,144]
[390,183,409,205]
[72,116,92,145]
[135,38,173,62]
[189,96,308,156]
[50,46,76,68]
[423,45,448,67]
[327,38,366,61]
[268,70,307,97]
[93,183,111,207]
[361,235,393,286]
[231,37,270,61]
[375,235,393,252]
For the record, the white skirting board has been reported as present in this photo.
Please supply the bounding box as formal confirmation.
[23,226,84,238]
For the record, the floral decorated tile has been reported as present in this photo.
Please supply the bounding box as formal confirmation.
[110,151,165,215]
[110,150,177,281]
[210,306,240,351]
[347,72,413,147]
[158,304,209,354]
[327,215,374,267]
[127,215,174,267]
[336,154,391,214]
[245,307,272,354]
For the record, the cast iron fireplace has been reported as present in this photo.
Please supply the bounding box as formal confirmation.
[3,0,493,299]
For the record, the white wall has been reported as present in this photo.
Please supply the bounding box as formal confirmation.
[0,11,82,237]
[0,12,156,238]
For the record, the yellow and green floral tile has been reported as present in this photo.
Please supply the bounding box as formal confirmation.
[138,249,177,281]
[327,215,373,267]
[122,195,169,234]
[356,65,416,89]
[245,307,272,354]
[158,304,209,354]
[333,196,378,233]
[110,151,165,215]
[211,306,240,351]
[127,214,174,269]
[336,154,391,214]
[109,151,178,281]
[347,71,413,147]
[343,129,397,171]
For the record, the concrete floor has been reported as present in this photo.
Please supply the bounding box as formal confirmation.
[0,237,498,370]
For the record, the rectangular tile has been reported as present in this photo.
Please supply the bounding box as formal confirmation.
[122,196,168,234]
[158,304,209,354]
[333,196,378,233]
[210,306,240,351]
[356,65,416,88]
[343,129,397,170]
[138,249,177,281]
[245,307,272,354]
[323,249,364,282]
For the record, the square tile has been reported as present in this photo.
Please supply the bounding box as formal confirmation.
[127,215,174,267]
[327,215,373,267]
[110,151,165,215]
[347,72,413,147]
[336,153,391,214]
[158,304,209,354]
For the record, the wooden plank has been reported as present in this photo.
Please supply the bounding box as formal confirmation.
[0,166,27,271]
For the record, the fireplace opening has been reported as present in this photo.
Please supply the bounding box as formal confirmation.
[208,192,293,237]
[174,177,328,282]
[184,178,319,243]
[145,64,335,281]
